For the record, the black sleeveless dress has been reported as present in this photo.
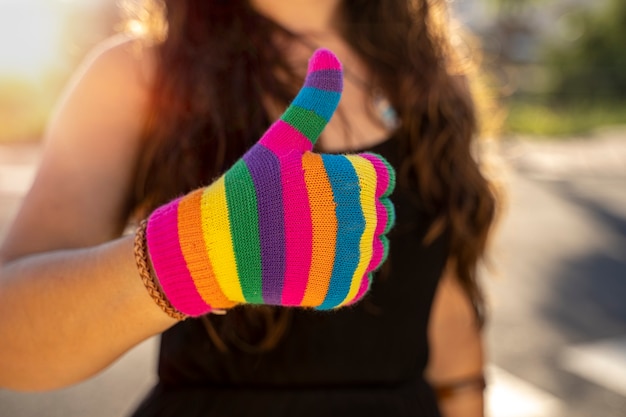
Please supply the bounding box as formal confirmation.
[130,137,448,417]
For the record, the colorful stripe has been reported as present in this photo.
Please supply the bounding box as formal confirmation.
[177,189,234,309]
[366,201,387,273]
[242,146,286,304]
[258,120,314,154]
[317,154,365,310]
[291,87,342,122]
[279,156,313,306]
[224,159,263,303]
[145,48,396,315]
[146,198,210,316]
[281,105,328,145]
[338,155,378,306]
[300,152,337,306]
[361,153,395,272]
[361,153,391,198]
[305,69,343,92]
[381,198,395,234]
[347,273,372,306]
[201,177,245,302]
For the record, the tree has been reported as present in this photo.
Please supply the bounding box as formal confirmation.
[544,0,626,103]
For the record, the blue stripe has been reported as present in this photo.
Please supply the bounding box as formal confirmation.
[317,154,365,310]
[291,87,342,122]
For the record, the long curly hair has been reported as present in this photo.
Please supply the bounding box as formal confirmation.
[124,0,498,348]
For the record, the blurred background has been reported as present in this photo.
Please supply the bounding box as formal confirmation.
[0,0,624,416]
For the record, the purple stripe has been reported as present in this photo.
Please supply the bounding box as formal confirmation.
[305,69,343,92]
[242,145,285,304]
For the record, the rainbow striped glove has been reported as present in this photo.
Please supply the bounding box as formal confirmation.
[145,49,395,317]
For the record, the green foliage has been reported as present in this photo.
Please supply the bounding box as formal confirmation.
[505,100,626,137]
[485,0,539,12]
[544,0,626,103]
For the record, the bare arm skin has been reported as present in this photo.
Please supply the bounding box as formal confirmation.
[0,36,176,392]
[426,262,486,417]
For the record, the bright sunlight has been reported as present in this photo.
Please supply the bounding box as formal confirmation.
[0,0,65,80]
[0,0,113,142]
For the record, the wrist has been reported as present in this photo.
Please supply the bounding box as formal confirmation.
[433,373,487,400]
[134,218,188,321]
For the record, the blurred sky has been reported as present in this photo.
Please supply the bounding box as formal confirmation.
[0,0,113,77]
[0,0,612,142]
[0,0,116,142]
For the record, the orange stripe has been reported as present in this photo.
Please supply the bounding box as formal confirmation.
[300,152,337,306]
[177,189,236,309]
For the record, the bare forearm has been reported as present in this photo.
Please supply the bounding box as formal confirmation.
[430,353,485,417]
[427,263,486,417]
[0,236,176,391]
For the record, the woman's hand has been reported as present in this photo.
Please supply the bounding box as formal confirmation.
[145,49,396,317]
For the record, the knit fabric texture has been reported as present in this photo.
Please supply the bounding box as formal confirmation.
[146,49,396,317]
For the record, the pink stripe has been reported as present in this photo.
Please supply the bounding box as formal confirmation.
[309,48,342,71]
[366,200,388,273]
[362,153,390,198]
[362,153,390,273]
[146,198,211,316]
[259,120,314,154]
[258,119,314,305]
[347,274,371,306]
[367,237,384,273]
[279,156,313,305]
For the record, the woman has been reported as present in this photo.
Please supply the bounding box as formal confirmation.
[0,0,497,416]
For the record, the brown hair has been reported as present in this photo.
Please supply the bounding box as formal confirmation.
[125,0,498,348]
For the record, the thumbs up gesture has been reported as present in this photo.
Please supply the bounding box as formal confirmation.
[145,49,395,317]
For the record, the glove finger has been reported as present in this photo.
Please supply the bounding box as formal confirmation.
[366,216,385,274]
[380,197,396,235]
[345,272,373,306]
[312,153,366,310]
[312,153,393,309]
[367,234,391,275]
[359,152,396,198]
[257,48,343,154]
[379,235,390,268]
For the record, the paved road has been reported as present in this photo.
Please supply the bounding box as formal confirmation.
[484,132,626,417]
[0,132,624,417]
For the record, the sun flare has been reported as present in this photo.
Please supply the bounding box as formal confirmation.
[0,1,65,81]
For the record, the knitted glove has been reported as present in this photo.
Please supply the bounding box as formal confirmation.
[145,49,395,317]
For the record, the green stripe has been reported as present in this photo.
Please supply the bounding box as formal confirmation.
[381,198,395,234]
[379,156,396,197]
[380,236,390,268]
[224,159,263,303]
[280,105,328,144]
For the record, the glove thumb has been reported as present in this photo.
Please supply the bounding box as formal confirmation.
[258,48,343,153]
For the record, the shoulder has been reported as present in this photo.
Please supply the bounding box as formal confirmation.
[53,33,158,117]
[44,34,160,162]
[88,33,158,82]
[0,35,165,259]
[40,33,160,179]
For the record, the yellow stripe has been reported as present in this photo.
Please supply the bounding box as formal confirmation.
[201,177,245,302]
[338,156,378,306]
